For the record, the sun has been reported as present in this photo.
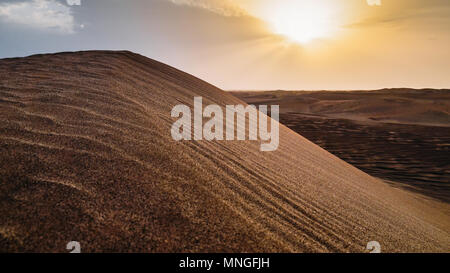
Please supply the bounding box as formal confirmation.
[267,1,337,44]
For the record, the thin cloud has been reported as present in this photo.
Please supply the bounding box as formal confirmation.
[66,0,81,6]
[168,0,247,17]
[367,0,382,6]
[347,3,450,28]
[0,0,76,33]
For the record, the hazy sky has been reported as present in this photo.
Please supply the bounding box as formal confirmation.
[0,0,449,90]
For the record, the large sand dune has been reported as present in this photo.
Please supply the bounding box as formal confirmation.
[0,51,448,252]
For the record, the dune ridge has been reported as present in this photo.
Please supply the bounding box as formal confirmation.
[0,51,448,252]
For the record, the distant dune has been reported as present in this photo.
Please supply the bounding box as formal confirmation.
[0,51,448,252]
[232,90,450,127]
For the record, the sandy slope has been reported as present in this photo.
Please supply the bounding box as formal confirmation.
[233,91,450,203]
[0,51,448,252]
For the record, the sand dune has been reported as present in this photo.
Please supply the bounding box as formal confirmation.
[0,51,448,252]
[232,90,450,127]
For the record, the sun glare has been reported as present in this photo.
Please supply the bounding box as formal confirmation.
[267,1,337,44]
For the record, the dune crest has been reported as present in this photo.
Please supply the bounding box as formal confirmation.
[0,51,448,252]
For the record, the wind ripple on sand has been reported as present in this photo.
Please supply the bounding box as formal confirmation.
[0,51,448,252]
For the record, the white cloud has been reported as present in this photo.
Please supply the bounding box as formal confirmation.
[0,0,76,33]
[168,0,246,17]
[66,0,81,6]
[367,0,382,6]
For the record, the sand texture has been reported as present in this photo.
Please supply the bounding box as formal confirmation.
[0,51,448,252]
[233,91,450,203]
